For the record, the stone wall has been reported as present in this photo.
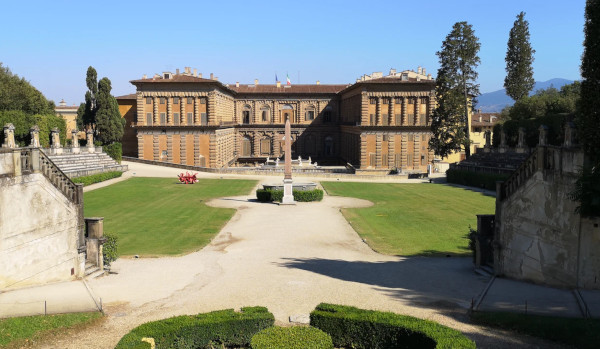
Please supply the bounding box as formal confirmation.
[0,149,85,290]
[495,146,600,289]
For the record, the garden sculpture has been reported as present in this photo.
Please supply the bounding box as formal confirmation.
[178,172,198,184]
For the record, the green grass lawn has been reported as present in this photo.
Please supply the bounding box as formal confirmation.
[471,311,600,349]
[84,177,257,256]
[321,182,495,256]
[0,312,102,347]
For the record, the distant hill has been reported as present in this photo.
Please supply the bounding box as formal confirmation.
[476,78,575,113]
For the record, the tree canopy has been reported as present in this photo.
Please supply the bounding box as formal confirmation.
[429,21,481,159]
[501,82,580,121]
[504,12,535,101]
[0,63,55,115]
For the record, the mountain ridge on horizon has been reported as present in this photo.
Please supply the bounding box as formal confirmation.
[476,78,575,113]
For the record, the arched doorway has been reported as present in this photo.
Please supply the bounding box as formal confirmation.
[242,105,252,124]
[281,104,293,123]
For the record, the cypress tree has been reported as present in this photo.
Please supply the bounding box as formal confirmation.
[504,12,536,102]
[429,21,481,159]
[95,77,124,144]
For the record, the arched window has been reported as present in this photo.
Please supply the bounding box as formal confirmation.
[241,136,252,156]
[281,104,293,123]
[323,106,332,122]
[260,137,271,155]
[305,105,315,121]
[324,136,333,156]
[242,105,252,124]
[261,106,270,123]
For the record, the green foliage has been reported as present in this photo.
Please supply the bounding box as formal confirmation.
[310,303,476,349]
[321,182,494,256]
[0,110,66,147]
[0,312,102,346]
[504,12,535,101]
[256,189,323,202]
[115,307,274,349]
[104,142,122,163]
[72,171,123,186]
[84,178,257,256]
[446,169,509,191]
[578,0,600,164]
[494,114,566,148]
[430,21,481,159]
[504,82,580,121]
[0,63,55,115]
[471,311,600,349]
[466,226,478,263]
[569,165,600,217]
[102,232,119,267]
[251,326,333,349]
[492,124,503,147]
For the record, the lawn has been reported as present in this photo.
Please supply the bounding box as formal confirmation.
[321,182,495,256]
[0,312,102,347]
[84,177,257,256]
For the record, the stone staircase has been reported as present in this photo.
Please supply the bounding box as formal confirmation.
[84,262,106,279]
[45,151,128,178]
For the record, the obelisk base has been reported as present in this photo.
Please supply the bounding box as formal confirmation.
[280,179,296,205]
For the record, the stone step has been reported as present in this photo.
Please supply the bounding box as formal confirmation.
[87,268,106,279]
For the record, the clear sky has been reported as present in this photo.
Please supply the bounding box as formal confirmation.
[0,0,586,106]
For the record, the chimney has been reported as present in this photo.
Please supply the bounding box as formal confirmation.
[389,68,396,76]
[176,68,180,75]
[59,99,66,107]
[185,67,191,74]
[427,74,432,80]
[210,73,214,80]
[479,116,482,122]
[254,79,259,85]
[143,74,147,79]
[276,81,281,88]
[198,73,202,78]
[316,80,320,85]
[236,81,240,88]
[214,76,218,81]
[417,66,422,74]
[422,68,426,75]
[193,68,197,77]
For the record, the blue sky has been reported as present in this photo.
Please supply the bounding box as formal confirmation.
[0,0,586,106]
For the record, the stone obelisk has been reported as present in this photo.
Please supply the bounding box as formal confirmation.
[281,114,295,205]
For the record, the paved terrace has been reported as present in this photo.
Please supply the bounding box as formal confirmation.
[1,161,589,348]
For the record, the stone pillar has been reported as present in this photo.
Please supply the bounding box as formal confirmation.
[281,115,295,205]
[499,130,507,153]
[415,97,421,125]
[30,125,40,147]
[375,134,382,168]
[180,96,186,125]
[516,127,527,153]
[71,129,80,153]
[564,121,576,147]
[2,123,16,148]
[137,134,144,159]
[85,217,105,271]
[152,97,158,124]
[136,94,144,125]
[50,128,63,154]
[361,94,369,126]
[401,97,408,126]
[388,134,395,168]
[428,96,435,126]
[375,97,381,126]
[484,130,492,152]
[167,97,173,125]
[180,134,187,165]
[401,134,408,168]
[389,99,395,125]
[194,97,199,125]
[167,134,173,162]
[539,125,549,146]
[86,130,95,153]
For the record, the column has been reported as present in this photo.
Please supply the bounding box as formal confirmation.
[361,94,369,125]
[415,97,421,126]
[152,97,158,124]
[153,135,159,160]
[401,134,408,167]
[193,97,199,125]
[413,135,420,168]
[180,96,186,125]
[401,97,407,126]
[360,134,368,168]
[389,98,395,125]
[180,133,187,164]
[427,96,434,126]
[167,97,173,125]
[388,134,395,168]
[375,97,381,126]
[253,101,258,124]
[375,134,382,168]
[253,132,260,157]
[137,134,144,159]
[167,134,173,162]
[136,94,144,125]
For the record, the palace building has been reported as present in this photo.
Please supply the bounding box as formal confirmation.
[117,67,437,173]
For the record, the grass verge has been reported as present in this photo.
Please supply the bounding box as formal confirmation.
[83,177,257,256]
[471,311,600,349]
[72,171,123,186]
[0,312,102,347]
[320,182,495,256]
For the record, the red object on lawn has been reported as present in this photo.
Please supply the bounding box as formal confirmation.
[178,172,198,184]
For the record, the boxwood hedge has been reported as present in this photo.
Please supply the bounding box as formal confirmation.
[255,189,323,202]
[72,171,123,186]
[310,303,476,349]
[115,307,274,349]
[446,169,509,191]
[250,326,333,349]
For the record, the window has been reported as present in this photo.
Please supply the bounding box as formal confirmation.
[173,97,179,105]
[201,113,207,125]
[395,153,402,168]
[260,138,270,155]
[395,97,402,104]
[369,98,376,105]
[324,110,331,122]
[146,112,152,125]
[370,114,375,125]
[408,114,415,125]
[174,113,180,125]
[408,134,414,141]
[241,137,252,156]
[306,110,315,121]
[146,97,152,104]
[408,98,414,104]
[187,112,193,125]
[382,114,389,126]
[420,114,426,126]
[187,97,193,104]
[369,153,376,167]
[242,111,250,124]
[420,97,428,104]
[160,97,166,104]
[382,98,389,104]
[200,98,206,104]
[382,153,388,165]
[160,112,166,125]
[262,110,268,122]
[395,114,402,125]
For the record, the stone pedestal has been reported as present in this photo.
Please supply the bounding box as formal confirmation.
[50,128,63,154]
[86,130,95,153]
[85,217,105,270]
[281,179,295,205]
[29,125,40,147]
[71,129,80,154]
[2,123,16,148]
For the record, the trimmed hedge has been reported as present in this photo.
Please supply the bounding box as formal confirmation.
[104,142,123,163]
[102,232,118,267]
[310,303,476,349]
[115,307,274,349]
[251,326,333,349]
[255,189,323,202]
[72,171,123,186]
[446,169,509,191]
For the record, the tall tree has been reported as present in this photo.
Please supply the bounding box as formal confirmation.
[95,77,124,144]
[0,63,55,115]
[77,66,98,132]
[504,12,536,101]
[429,21,481,159]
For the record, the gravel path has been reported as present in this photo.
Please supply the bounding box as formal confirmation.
[39,164,566,348]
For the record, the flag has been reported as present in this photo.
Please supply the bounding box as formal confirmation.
[275,74,278,82]
[286,74,291,86]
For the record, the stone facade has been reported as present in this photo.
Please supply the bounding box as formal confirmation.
[119,68,437,173]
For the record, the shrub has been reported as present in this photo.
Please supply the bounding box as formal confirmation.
[255,189,323,202]
[446,169,509,191]
[115,307,274,349]
[72,171,122,186]
[310,303,476,349]
[251,326,333,349]
[103,232,118,267]
[104,142,122,163]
